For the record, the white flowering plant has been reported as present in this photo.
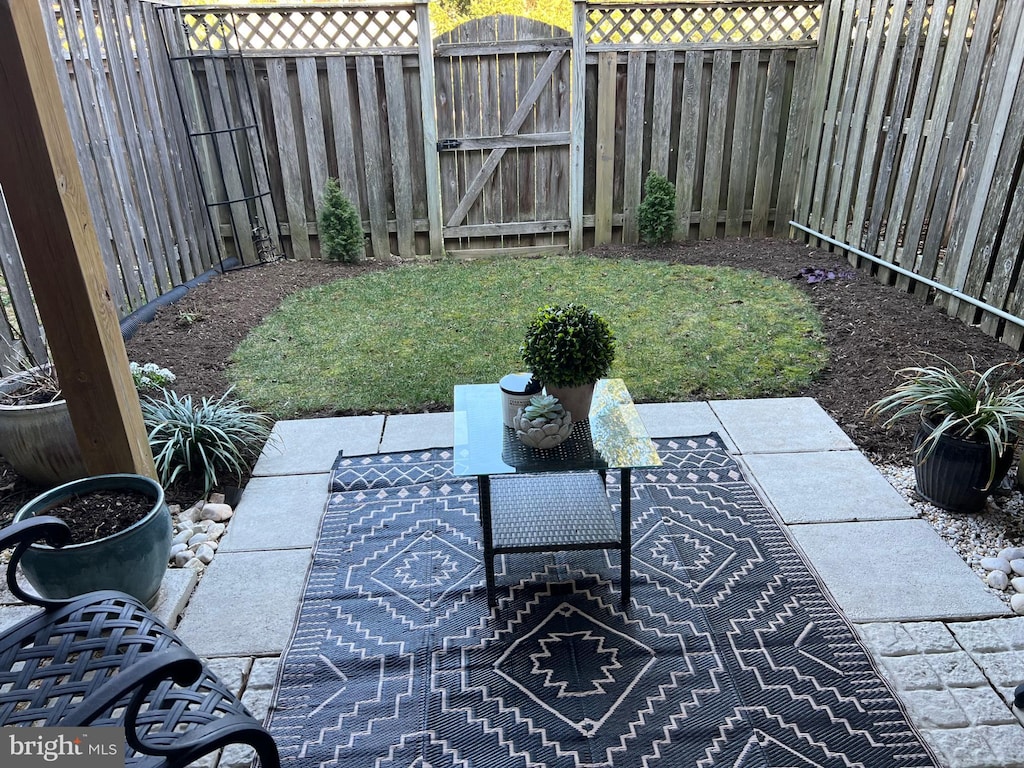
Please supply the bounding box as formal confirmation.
[130,362,176,391]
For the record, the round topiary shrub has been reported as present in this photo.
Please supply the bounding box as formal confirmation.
[520,303,616,388]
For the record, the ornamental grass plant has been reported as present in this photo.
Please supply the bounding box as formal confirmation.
[867,356,1024,486]
[141,388,274,494]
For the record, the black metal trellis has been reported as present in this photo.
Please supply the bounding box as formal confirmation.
[155,5,282,271]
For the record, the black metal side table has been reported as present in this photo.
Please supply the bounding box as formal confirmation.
[453,379,661,608]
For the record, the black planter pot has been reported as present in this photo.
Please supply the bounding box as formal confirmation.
[912,419,1015,514]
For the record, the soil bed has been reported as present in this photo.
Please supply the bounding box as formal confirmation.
[0,238,1017,527]
[39,489,152,544]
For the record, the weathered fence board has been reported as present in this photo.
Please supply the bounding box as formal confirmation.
[268,58,312,260]
[674,50,703,237]
[843,0,905,245]
[700,51,731,239]
[594,52,617,243]
[621,51,647,244]
[355,56,392,258]
[298,57,330,229]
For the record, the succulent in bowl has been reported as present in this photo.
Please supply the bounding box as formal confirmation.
[514,394,573,449]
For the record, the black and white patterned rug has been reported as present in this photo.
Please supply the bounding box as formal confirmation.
[266,435,937,767]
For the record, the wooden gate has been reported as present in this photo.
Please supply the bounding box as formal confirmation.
[434,16,572,256]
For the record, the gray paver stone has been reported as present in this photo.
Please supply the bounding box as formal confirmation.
[634,402,731,446]
[879,654,944,690]
[175,549,310,657]
[710,397,854,453]
[788,519,1008,622]
[900,688,971,728]
[970,650,1024,688]
[0,604,39,633]
[949,687,1019,726]
[856,622,920,655]
[220,474,329,552]
[902,621,960,652]
[920,728,1009,768]
[380,412,454,453]
[977,724,1024,768]
[247,656,282,691]
[741,450,914,524]
[204,657,251,696]
[925,651,990,688]
[253,416,383,476]
[950,617,1024,652]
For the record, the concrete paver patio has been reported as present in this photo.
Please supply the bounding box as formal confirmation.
[6,397,1024,767]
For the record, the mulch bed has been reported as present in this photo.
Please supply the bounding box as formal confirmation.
[0,237,1017,527]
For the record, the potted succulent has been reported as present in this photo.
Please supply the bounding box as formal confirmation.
[520,303,616,420]
[867,356,1024,513]
[12,472,172,605]
[514,393,573,449]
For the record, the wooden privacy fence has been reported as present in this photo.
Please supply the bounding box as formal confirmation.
[798,0,1024,348]
[4,0,1024,366]
[0,0,217,374]
[166,0,823,260]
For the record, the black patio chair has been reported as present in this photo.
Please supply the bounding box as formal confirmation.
[0,515,280,768]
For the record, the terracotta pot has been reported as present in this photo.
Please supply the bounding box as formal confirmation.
[544,382,596,422]
[912,418,1015,514]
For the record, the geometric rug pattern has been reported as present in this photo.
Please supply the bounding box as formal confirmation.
[266,435,938,767]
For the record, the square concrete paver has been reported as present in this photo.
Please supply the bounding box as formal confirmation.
[219,474,330,552]
[175,548,310,657]
[742,450,916,523]
[253,416,384,475]
[635,402,734,450]
[711,398,854,454]
[787,519,1009,623]
[380,412,454,453]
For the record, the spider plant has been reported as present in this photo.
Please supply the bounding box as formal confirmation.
[867,356,1024,488]
[141,388,274,494]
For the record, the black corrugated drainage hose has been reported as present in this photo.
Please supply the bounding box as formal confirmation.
[119,257,240,340]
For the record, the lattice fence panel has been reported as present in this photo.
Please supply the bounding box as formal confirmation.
[585,2,822,45]
[180,6,418,52]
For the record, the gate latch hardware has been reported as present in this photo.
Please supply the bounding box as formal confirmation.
[437,138,462,151]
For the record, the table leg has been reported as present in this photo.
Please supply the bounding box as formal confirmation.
[620,468,631,606]
[478,475,496,608]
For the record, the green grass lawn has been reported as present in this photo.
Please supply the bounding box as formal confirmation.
[228,256,827,417]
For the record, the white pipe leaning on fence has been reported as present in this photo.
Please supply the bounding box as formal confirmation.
[788,220,1024,330]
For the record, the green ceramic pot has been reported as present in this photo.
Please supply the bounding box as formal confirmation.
[13,474,172,605]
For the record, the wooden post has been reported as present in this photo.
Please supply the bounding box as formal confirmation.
[0,1,157,479]
[569,0,586,253]
[416,0,444,258]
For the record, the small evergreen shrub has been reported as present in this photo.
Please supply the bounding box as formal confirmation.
[637,170,677,245]
[319,178,364,262]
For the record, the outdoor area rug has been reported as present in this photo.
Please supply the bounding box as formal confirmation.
[266,435,937,767]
